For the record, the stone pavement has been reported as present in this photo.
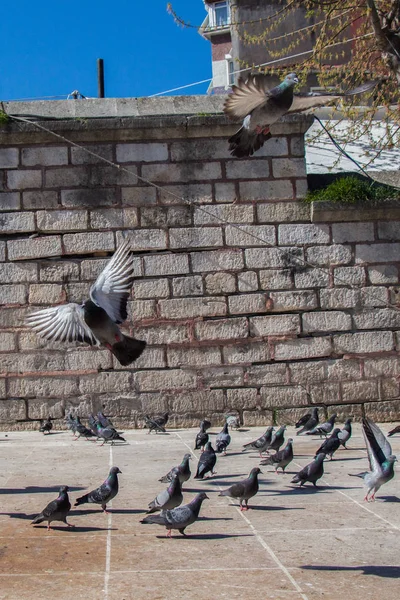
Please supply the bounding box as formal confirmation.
[0,423,399,600]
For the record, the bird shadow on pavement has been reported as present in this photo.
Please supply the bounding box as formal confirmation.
[0,512,37,520]
[155,532,253,540]
[32,524,117,532]
[73,508,143,516]
[300,565,400,578]
[265,485,358,495]
[201,474,248,482]
[245,505,304,512]
[377,495,400,503]
[0,485,86,494]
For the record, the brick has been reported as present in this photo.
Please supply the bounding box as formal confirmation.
[223,342,270,364]
[90,208,138,230]
[306,244,352,266]
[246,363,287,385]
[361,286,389,308]
[309,382,340,405]
[0,148,19,168]
[326,359,362,381]
[0,351,65,374]
[142,162,221,183]
[71,144,113,164]
[353,308,400,330]
[204,272,236,294]
[226,159,269,179]
[0,399,26,420]
[364,356,400,378]
[117,143,168,162]
[333,331,394,354]
[170,139,231,161]
[279,224,330,245]
[341,380,379,402]
[170,390,224,414]
[380,377,400,399]
[0,332,16,351]
[302,311,352,332]
[272,158,306,178]
[7,169,42,189]
[172,276,203,297]
[134,369,197,392]
[8,236,62,261]
[8,376,78,397]
[368,265,398,284]
[191,249,244,273]
[80,259,108,280]
[134,324,190,344]
[250,314,300,336]
[144,253,189,276]
[22,147,68,166]
[245,246,303,269]
[295,179,308,199]
[260,385,308,408]
[215,182,236,203]
[0,192,20,210]
[238,271,258,292]
[37,209,88,232]
[167,347,221,367]
[134,279,170,299]
[63,232,115,254]
[27,399,65,420]
[170,227,223,249]
[0,263,37,283]
[0,242,4,262]
[158,184,212,205]
[243,410,273,426]
[45,166,90,187]
[194,204,254,225]
[159,297,226,319]
[356,243,400,263]
[226,224,275,247]
[65,282,91,302]
[274,337,332,360]
[0,380,5,399]
[140,206,191,227]
[64,349,112,371]
[23,190,59,209]
[259,269,292,290]
[18,331,59,351]
[195,317,248,341]
[378,221,400,240]
[40,261,79,283]
[201,366,244,388]
[257,201,310,222]
[226,388,259,410]
[0,284,26,305]
[268,290,317,312]
[79,371,131,394]
[0,212,35,233]
[61,188,116,207]
[228,293,268,315]
[289,361,326,383]
[326,404,363,421]
[121,186,157,206]
[129,299,157,320]
[320,288,360,309]
[294,269,329,288]
[29,284,64,304]
[240,180,293,201]
[364,399,400,421]
[332,222,374,243]
[290,136,304,156]
[123,347,166,370]
[334,266,366,286]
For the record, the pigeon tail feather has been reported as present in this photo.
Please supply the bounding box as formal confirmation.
[111,335,146,366]
[228,126,271,158]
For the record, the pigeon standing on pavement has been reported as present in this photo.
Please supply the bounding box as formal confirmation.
[307,414,337,437]
[74,416,96,441]
[216,422,231,455]
[144,415,166,434]
[146,475,183,514]
[226,415,240,430]
[218,467,262,511]
[96,423,126,445]
[297,407,319,436]
[260,438,294,473]
[159,453,191,485]
[194,442,217,479]
[194,421,209,451]
[291,453,325,487]
[32,486,73,530]
[315,428,341,460]
[75,467,121,513]
[140,492,209,537]
[338,418,352,448]
[25,240,146,366]
[267,425,286,453]
[39,416,53,434]
[242,426,274,457]
[295,411,312,429]
[349,418,397,501]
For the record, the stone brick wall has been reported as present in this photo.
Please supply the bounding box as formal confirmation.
[1,104,400,429]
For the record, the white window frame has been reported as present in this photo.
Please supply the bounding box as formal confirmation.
[225,53,235,87]
[209,1,231,28]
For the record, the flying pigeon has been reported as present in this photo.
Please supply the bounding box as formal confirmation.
[218,467,262,510]
[194,442,217,479]
[226,414,240,430]
[242,426,274,457]
[338,418,352,448]
[388,424,400,437]
[267,425,286,453]
[25,240,146,366]
[144,415,166,434]
[349,418,397,501]
[315,428,341,460]
[159,453,191,485]
[75,466,121,513]
[216,422,231,455]
[140,492,208,537]
[39,416,52,434]
[297,407,319,436]
[224,73,379,158]
[194,421,209,451]
[291,453,325,487]
[146,474,183,514]
[260,438,293,473]
[31,485,73,530]
[295,411,312,429]
[306,413,337,437]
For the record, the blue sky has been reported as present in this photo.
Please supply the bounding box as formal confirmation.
[0,1,211,101]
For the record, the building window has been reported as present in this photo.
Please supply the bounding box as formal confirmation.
[227,58,235,86]
[209,1,230,28]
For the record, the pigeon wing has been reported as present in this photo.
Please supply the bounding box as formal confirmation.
[41,498,61,518]
[26,303,98,345]
[226,481,246,498]
[90,240,135,323]
[88,482,111,504]
[362,418,392,471]
[224,77,271,120]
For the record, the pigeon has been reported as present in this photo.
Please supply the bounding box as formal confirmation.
[242,426,274,457]
[74,416,96,440]
[297,407,319,436]
[306,413,337,437]
[216,422,231,455]
[154,412,169,428]
[267,425,286,453]
[146,474,183,514]
[194,442,217,479]
[39,416,52,434]
[144,415,166,434]
[349,418,397,502]
[31,486,73,530]
[260,438,293,473]
[159,453,191,485]
[218,467,262,510]
[315,428,341,460]
[200,419,211,431]
[88,414,100,437]
[140,492,208,537]
[224,73,380,158]
[75,466,121,513]
[25,240,146,366]
[194,421,209,451]
[96,423,126,445]
[97,411,114,428]
[291,453,325,487]
[338,418,352,448]
[226,414,240,430]
[295,412,312,429]
[65,413,77,435]
[388,424,400,437]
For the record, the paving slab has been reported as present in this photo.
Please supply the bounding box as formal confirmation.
[0,423,399,600]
